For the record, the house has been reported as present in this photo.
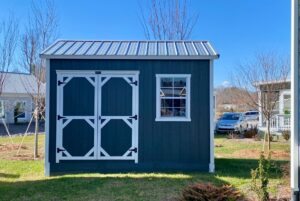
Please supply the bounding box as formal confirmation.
[0,72,45,124]
[40,40,219,176]
[292,0,299,200]
[256,80,291,133]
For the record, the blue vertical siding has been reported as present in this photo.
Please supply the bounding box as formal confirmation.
[48,59,211,174]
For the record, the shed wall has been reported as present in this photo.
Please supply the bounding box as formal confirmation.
[48,59,211,174]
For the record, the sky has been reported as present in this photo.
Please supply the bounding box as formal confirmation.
[0,0,291,86]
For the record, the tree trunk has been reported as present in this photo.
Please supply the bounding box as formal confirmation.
[267,119,271,153]
[34,105,39,159]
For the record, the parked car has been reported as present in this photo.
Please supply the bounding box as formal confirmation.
[244,111,259,121]
[215,112,248,134]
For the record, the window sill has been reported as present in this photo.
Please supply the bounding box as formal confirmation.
[155,117,191,122]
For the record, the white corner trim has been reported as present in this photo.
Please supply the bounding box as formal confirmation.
[291,0,299,192]
[155,74,191,122]
[209,60,215,173]
[45,59,50,176]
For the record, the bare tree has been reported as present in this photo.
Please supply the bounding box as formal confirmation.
[233,52,290,152]
[0,14,19,95]
[0,14,19,143]
[139,0,199,40]
[20,0,59,159]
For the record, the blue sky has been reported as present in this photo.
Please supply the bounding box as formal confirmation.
[0,0,290,86]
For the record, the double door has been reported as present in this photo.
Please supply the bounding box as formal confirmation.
[56,71,139,163]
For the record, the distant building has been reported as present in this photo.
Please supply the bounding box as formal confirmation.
[256,80,291,133]
[0,72,45,124]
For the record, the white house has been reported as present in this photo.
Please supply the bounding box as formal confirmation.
[0,72,45,124]
[256,80,291,133]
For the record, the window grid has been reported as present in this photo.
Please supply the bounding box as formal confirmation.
[156,74,191,121]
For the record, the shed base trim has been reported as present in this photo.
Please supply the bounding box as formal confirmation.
[209,163,215,173]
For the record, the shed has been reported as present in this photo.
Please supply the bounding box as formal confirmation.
[40,40,219,176]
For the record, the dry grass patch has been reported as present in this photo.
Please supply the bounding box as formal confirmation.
[231,149,289,160]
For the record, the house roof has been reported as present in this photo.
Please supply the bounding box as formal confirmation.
[254,79,291,86]
[40,40,219,60]
[1,73,45,95]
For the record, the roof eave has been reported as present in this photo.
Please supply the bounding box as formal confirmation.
[40,54,220,60]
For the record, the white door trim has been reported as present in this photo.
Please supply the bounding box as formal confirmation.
[97,72,139,163]
[56,70,139,163]
[56,73,98,162]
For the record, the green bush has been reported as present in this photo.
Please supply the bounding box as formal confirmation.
[250,152,271,201]
[282,130,290,141]
[180,183,241,201]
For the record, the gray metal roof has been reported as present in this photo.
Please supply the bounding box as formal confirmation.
[40,40,219,60]
[1,73,45,95]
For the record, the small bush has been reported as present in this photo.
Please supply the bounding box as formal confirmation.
[282,130,290,141]
[180,183,241,201]
[244,127,258,138]
[251,152,271,201]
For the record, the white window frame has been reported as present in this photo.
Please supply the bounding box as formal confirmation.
[155,74,191,122]
[0,100,4,118]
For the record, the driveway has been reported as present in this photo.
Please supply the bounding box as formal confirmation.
[0,122,45,136]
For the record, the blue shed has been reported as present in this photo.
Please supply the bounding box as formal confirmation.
[40,40,219,176]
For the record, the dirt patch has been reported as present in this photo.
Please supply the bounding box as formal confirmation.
[0,143,43,161]
[0,144,27,152]
[231,149,289,160]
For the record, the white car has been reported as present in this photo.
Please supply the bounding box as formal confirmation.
[244,111,259,121]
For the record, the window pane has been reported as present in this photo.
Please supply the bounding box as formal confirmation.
[174,87,186,97]
[161,99,173,107]
[174,78,186,87]
[160,88,173,97]
[173,108,186,117]
[15,102,26,118]
[161,78,173,87]
[161,108,173,116]
[174,99,186,107]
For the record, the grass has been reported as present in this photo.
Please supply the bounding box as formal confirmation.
[0,134,290,201]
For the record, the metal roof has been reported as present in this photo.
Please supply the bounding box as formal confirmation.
[40,40,219,60]
[1,73,45,95]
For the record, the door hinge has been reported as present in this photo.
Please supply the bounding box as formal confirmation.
[129,114,138,120]
[57,115,66,120]
[129,147,137,153]
[57,80,65,86]
[95,70,101,74]
[57,147,65,153]
[130,80,138,86]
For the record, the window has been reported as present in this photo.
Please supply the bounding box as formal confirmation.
[0,101,4,118]
[15,101,26,119]
[156,74,191,121]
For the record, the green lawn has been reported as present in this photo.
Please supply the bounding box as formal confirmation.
[0,134,290,201]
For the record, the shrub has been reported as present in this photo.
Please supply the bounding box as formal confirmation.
[250,152,271,201]
[282,130,290,141]
[180,183,241,201]
[244,127,258,138]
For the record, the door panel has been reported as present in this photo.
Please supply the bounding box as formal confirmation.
[101,78,132,116]
[98,73,139,162]
[63,119,95,156]
[56,71,138,163]
[63,77,95,116]
[101,119,132,156]
[56,73,97,162]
